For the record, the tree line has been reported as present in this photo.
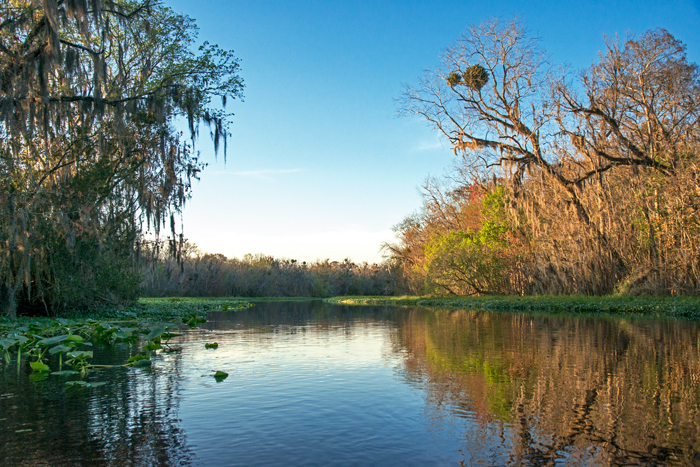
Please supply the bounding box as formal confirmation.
[386,19,699,296]
[139,243,398,298]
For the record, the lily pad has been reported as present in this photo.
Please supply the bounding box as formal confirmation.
[29,361,50,372]
[115,327,137,339]
[213,370,228,382]
[49,344,72,354]
[0,338,15,350]
[205,342,219,349]
[66,380,88,387]
[67,350,93,359]
[128,354,150,363]
[38,335,69,346]
[146,325,166,340]
[143,342,162,352]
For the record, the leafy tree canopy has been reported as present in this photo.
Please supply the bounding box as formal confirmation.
[0,0,244,316]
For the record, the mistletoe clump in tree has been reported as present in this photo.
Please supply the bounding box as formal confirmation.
[0,0,243,317]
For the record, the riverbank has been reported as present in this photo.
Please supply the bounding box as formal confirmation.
[1,297,255,324]
[327,295,700,317]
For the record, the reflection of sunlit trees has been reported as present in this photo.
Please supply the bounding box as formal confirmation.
[392,309,700,464]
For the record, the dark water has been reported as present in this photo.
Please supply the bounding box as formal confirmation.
[2,302,700,466]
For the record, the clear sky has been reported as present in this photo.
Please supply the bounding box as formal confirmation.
[166,0,700,264]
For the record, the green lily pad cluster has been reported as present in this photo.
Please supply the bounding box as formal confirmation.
[64,298,254,320]
[0,315,199,380]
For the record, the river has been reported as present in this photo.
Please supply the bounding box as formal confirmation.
[1,301,699,466]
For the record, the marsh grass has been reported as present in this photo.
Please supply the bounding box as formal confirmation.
[327,295,700,318]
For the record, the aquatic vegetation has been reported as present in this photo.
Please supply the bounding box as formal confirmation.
[65,381,107,389]
[0,299,253,384]
[205,343,219,349]
[213,371,229,382]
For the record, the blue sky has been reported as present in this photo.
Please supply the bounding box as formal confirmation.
[167,0,700,263]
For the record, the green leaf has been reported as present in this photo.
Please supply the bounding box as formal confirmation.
[30,361,50,372]
[11,335,29,345]
[67,335,85,343]
[143,342,162,352]
[0,338,15,350]
[115,331,134,339]
[205,342,219,349]
[66,381,88,388]
[115,327,138,340]
[49,344,72,354]
[146,325,166,341]
[186,316,207,328]
[67,351,93,359]
[161,332,181,339]
[213,370,228,382]
[39,335,69,346]
[128,354,150,363]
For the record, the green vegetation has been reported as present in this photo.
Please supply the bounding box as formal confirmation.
[141,253,397,298]
[0,298,253,385]
[1,1,243,317]
[213,370,229,382]
[328,295,700,317]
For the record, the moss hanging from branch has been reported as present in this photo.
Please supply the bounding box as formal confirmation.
[0,0,244,317]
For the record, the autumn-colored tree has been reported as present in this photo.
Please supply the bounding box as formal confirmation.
[397,19,699,295]
[0,0,243,316]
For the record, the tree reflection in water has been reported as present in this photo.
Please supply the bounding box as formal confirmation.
[2,303,700,466]
[0,343,193,466]
[392,309,700,466]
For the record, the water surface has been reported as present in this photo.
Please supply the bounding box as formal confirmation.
[1,302,700,466]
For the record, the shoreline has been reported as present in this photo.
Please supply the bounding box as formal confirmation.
[326,295,700,318]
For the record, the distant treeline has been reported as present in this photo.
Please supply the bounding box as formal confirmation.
[139,245,399,298]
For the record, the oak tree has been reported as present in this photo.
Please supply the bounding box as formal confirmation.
[0,0,243,316]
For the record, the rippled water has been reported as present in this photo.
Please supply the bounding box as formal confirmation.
[2,302,700,466]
